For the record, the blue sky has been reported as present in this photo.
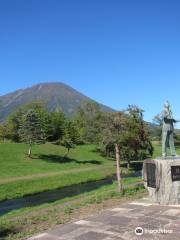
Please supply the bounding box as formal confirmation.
[0,0,180,126]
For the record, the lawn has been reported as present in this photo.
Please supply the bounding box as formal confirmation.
[0,141,162,240]
[0,141,178,202]
[0,143,113,179]
[0,143,119,201]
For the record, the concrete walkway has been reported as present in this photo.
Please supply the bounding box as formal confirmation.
[28,198,180,240]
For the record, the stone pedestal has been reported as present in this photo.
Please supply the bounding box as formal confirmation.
[143,159,180,205]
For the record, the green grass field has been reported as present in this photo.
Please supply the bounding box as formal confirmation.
[0,142,145,239]
[0,143,118,201]
[1,141,177,240]
[0,141,179,202]
[0,143,112,179]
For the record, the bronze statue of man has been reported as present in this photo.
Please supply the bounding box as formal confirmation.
[162,101,177,158]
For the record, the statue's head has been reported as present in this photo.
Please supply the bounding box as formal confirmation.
[164,101,172,115]
[164,100,170,109]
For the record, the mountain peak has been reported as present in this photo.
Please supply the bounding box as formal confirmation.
[0,82,114,121]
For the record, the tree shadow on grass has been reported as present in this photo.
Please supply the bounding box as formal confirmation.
[91,150,115,163]
[130,161,143,171]
[121,161,143,171]
[0,228,18,239]
[34,154,102,165]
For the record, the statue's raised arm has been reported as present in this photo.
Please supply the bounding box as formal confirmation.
[174,119,180,123]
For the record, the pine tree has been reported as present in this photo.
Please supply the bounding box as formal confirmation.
[19,109,45,158]
[0,123,9,142]
[50,112,66,141]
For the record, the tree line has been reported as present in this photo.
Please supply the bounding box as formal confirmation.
[0,101,153,191]
[0,101,153,160]
[0,102,82,157]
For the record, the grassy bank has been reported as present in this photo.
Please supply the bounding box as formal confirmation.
[0,181,145,240]
[2,142,173,239]
[0,167,115,202]
[0,143,135,202]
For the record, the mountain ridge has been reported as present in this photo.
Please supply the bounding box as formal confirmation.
[0,82,114,120]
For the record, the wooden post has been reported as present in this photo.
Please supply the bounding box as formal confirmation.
[115,143,122,192]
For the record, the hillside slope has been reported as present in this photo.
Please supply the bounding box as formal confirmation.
[0,82,114,120]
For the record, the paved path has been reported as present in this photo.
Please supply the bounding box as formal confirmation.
[28,198,180,240]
